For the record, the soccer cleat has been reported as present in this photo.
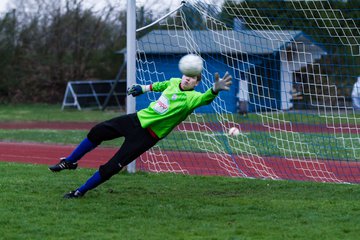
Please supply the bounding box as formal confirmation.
[48,158,78,172]
[63,190,84,199]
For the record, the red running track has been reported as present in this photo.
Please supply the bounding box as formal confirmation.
[0,142,359,183]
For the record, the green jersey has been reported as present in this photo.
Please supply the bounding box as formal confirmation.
[137,78,217,138]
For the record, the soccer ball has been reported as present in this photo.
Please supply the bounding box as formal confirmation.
[228,127,240,136]
[178,54,203,77]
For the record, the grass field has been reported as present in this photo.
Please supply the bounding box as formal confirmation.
[1,104,360,239]
[1,103,360,125]
[0,104,121,122]
[2,162,360,240]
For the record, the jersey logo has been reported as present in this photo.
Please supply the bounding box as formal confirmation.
[171,94,177,100]
[153,95,169,114]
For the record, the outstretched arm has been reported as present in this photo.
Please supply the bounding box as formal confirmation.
[127,84,151,97]
[190,72,233,109]
[127,80,172,97]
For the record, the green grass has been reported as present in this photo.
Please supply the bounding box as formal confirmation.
[0,129,123,147]
[0,104,359,125]
[1,162,360,240]
[0,104,121,122]
[1,104,359,239]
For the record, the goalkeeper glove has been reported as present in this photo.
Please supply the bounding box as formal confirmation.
[212,71,232,94]
[127,84,151,97]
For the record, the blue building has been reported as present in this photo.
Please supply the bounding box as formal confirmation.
[132,30,326,113]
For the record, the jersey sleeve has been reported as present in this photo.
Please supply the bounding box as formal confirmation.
[151,80,171,92]
[189,88,218,109]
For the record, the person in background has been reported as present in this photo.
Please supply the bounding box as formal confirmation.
[352,76,360,110]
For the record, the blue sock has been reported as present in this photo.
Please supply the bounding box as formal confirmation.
[77,171,104,194]
[66,138,97,163]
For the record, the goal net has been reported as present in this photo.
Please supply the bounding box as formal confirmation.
[134,0,360,183]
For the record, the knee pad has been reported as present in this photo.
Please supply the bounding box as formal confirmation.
[99,159,123,181]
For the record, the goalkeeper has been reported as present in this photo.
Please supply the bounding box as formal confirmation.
[49,71,232,198]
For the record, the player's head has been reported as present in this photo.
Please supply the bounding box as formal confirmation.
[181,74,201,90]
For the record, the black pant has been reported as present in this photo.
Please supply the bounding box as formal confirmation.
[87,113,159,180]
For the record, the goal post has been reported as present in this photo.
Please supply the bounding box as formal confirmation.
[126,0,137,173]
[127,0,360,183]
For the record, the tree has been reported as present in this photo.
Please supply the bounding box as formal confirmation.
[0,0,128,103]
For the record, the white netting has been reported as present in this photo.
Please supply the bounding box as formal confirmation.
[135,0,360,183]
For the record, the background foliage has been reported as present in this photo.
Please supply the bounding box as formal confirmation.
[0,0,359,104]
[0,0,162,103]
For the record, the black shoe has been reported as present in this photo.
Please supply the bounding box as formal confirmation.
[63,190,84,199]
[49,158,78,172]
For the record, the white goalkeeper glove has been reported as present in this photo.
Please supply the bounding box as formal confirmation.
[212,71,232,94]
